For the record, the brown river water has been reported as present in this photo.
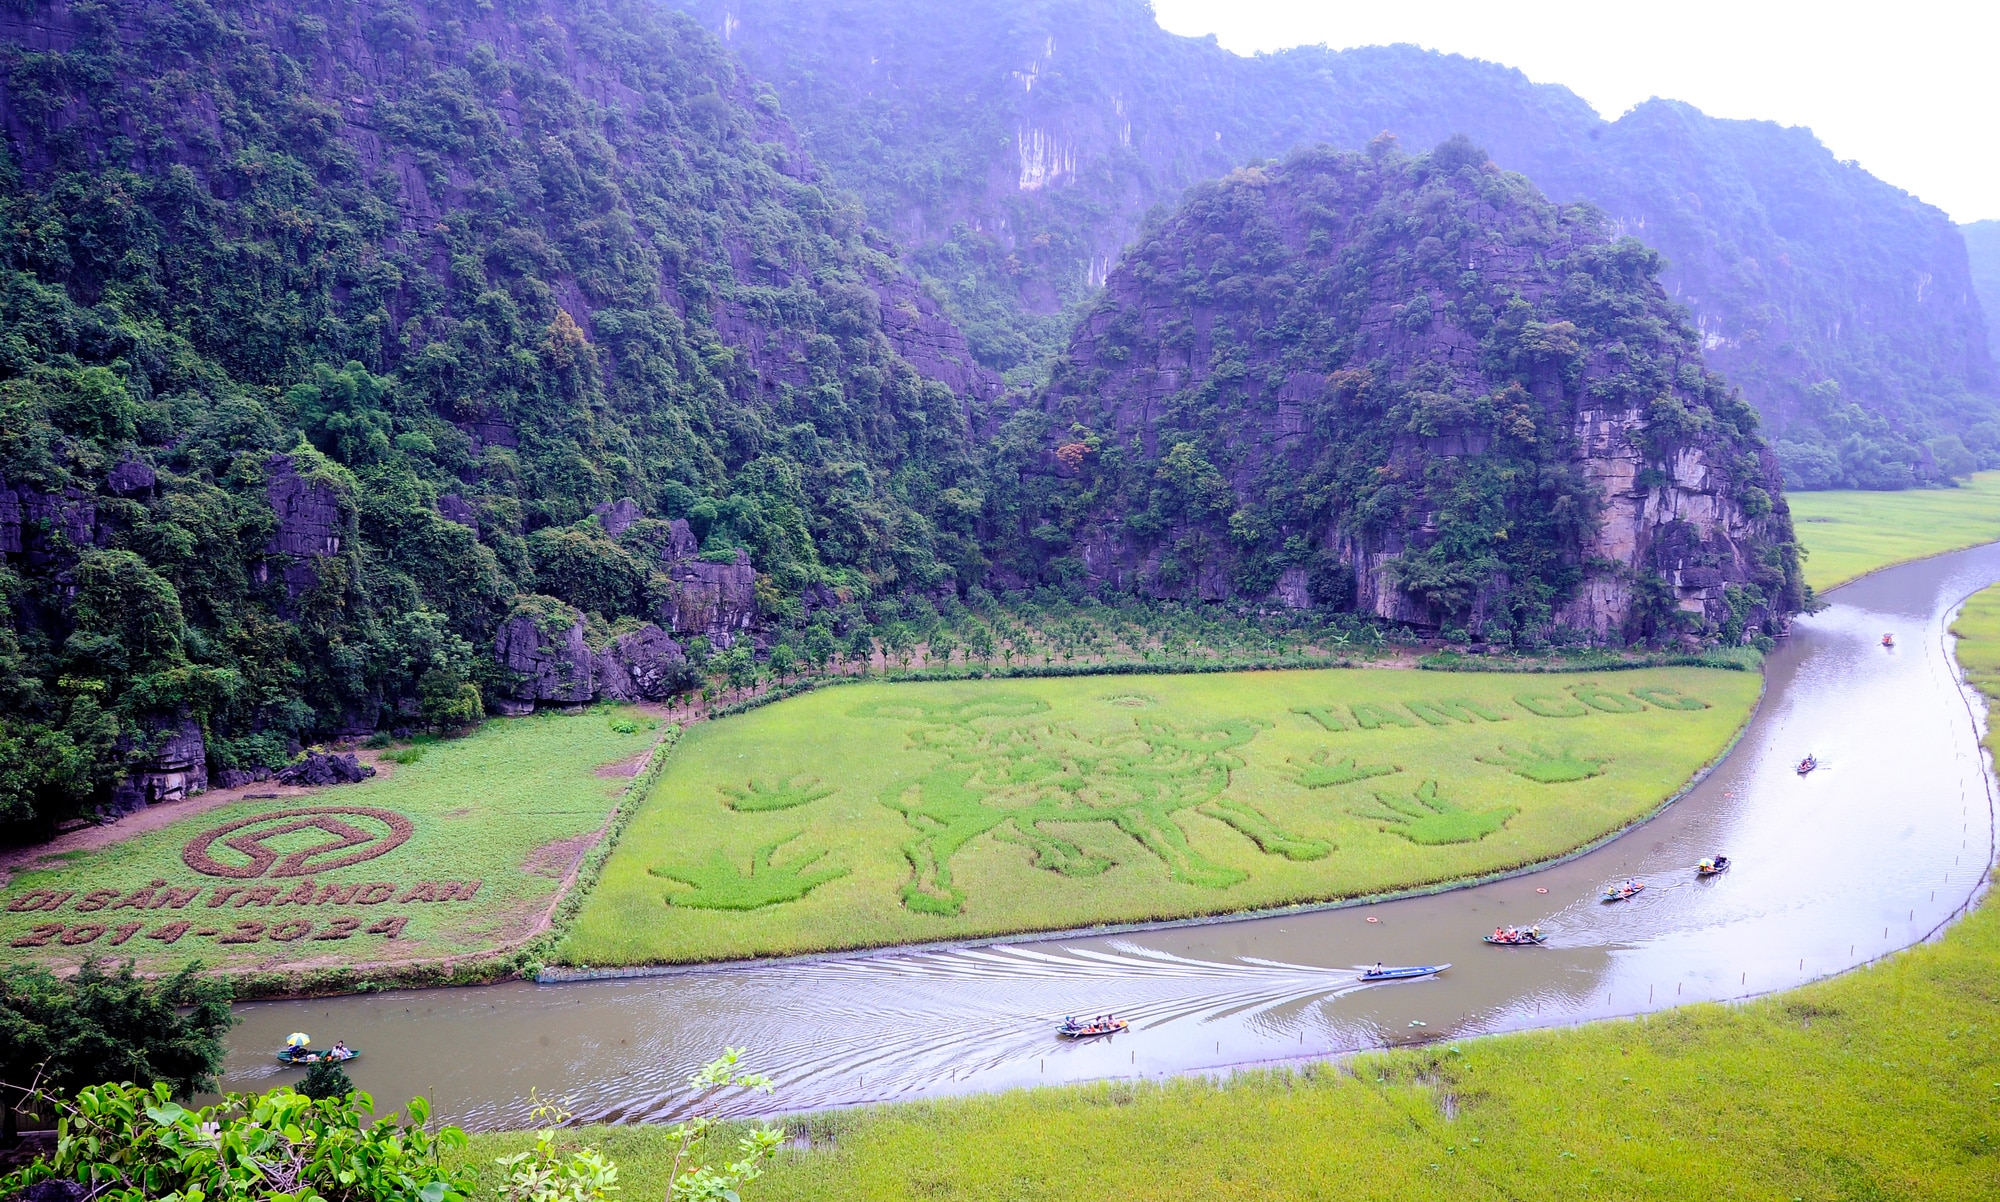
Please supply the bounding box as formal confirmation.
[220,544,2000,1129]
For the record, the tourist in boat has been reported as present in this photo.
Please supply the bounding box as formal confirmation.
[331,1041,350,1061]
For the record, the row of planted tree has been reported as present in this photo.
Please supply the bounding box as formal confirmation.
[647,595,1405,717]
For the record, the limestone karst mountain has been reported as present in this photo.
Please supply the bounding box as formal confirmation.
[987,142,1803,642]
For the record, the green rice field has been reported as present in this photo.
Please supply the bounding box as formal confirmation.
[0,709,661,977]
[1790,470,2000,592]
[559,667,1757,966]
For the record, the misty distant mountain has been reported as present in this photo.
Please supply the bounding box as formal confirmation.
[1966,221,2000,360]
[681,0,1997,489]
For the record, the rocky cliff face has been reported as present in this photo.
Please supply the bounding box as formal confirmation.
[659,529,759,650]
[105,718,207,814]
[992,142,1803,644]
[260,453,349,604]
[491,597,699,713]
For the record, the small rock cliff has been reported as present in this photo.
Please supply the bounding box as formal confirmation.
[990,141,1804,645]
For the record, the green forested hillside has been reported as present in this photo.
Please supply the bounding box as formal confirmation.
[0,0,1814,831]
[0,0,985,829]
[681,0,1998,488]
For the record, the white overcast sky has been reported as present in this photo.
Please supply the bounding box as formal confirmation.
[1151,0,2000,224]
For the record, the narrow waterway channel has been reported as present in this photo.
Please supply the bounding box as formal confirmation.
[221,543,2000,1130]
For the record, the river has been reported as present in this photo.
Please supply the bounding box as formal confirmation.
[219,543,2000,1129]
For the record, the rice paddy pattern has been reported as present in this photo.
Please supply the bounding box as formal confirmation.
[859,694,1321,915]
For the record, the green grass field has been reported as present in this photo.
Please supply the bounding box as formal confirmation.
[451,585,2000,1202]
[0,709,661,977]
[559,667,1756,966]
[1791,470,2000,592]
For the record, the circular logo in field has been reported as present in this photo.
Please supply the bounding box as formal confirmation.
[182,806,415,879]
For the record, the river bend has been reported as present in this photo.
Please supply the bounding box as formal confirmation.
[220,543,2000,1128]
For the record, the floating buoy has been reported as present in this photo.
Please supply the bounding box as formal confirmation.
[1365,916,1380,923]
[1536,887,1549,894]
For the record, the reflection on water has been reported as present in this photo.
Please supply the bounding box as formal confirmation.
[224,545,2000,1129]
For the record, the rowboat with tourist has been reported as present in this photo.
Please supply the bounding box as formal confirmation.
[1796,754,1819,775]
[1696,855,1731,877]
[1882,632,1895,648]
[277,1033,357,1065]
[1600,879,1646,902]
[1483,925,1546,946]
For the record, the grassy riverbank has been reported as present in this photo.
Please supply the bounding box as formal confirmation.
[558,667,1755,966]
[453,585,2000,1201]
[0,708,662,984]
[1790,470,2000,592]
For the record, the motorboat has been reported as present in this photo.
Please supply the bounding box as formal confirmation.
[1359,963,1450,981]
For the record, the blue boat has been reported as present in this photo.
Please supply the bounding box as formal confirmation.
[1359,963,1449,982]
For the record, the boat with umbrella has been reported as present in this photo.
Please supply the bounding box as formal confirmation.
[276,1032,358,1065]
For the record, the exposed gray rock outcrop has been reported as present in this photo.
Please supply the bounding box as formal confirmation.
[105,458,157,497]
[262,452,345,600]
[276,750,375,787]
[867,267,1003,403]
[0,478,18,556]
[214,765,275,790]
[593,623,696,701]
[661,516,699,561]
[661,547,758,649]
[106,718,209,814]
[593,497,642,537]
[493,598,596,712]
[629,518,762,649]
[0,479,104,567]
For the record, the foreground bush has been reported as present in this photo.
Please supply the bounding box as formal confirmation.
[0,960,233,1128]
[2,1082,472,1201]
